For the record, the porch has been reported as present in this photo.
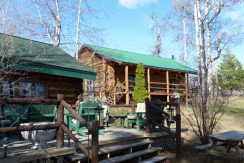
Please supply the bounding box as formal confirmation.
[113,65,189,105]
[0,127,174,162]
[0,98,181,163]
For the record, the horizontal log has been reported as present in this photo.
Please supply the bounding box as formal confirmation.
[110,104,136,107]
[0,98,61,105]
[0,123,60,133]
[152,101,178,106]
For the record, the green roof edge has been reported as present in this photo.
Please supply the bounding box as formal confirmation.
[83,44,197,74]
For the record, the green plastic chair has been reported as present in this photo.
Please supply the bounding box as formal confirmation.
[28,104,57,122]
[3,104,29,126]
[67,101,105,137]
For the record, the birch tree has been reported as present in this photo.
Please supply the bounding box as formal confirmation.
[30,0,104,56]
[150,14,170,57]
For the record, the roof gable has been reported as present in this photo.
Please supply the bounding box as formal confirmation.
[83,44,197,73]
[0,33,96,79]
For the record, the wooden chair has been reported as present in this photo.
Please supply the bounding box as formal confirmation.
[67,100,105,137]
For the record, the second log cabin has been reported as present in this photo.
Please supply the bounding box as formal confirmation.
[78,44,197,105]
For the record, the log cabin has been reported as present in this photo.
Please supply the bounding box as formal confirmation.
[78,44,197,105]
[0,33,96,104]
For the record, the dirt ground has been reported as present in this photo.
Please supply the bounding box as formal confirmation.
[173,109,244,163]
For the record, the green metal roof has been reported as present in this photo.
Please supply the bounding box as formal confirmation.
[0,33,96,80]
[84,44,197,73]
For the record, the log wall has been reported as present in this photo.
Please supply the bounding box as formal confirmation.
[78,48,189,105]
[28,73,82,104]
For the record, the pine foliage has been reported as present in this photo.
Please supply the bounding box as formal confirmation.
[132,62,148,103]
[218,53,244,92]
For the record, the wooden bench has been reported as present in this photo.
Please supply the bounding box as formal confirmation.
[194,142,226,151]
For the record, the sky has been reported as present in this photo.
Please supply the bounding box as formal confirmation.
[84,0,244,68]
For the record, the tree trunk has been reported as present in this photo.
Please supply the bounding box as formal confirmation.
[183,19,187,65]
[75,0,82,60]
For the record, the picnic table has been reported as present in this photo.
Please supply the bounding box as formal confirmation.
[206,130,244,162]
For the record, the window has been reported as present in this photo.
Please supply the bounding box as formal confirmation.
[129,75,136,86]
[85,79,94,92]
[19,82,45,98]
[1,80,46,99]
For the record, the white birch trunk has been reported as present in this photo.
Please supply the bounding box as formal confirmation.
[205,0,213,94]
[75,0,82,60]
[54,0,61,47]
[194,2,201,86]
[183,19,187,65]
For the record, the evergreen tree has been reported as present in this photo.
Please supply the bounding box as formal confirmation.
[218,54,244,92]
[132,62,148,103]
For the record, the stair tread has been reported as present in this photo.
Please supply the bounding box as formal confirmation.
[64,153,87,161]
[65,140,153,161]
[99,140,153,153]
[141,154,171,163]
[99,147,162,163]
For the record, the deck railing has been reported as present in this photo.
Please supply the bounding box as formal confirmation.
[145,98,181,160]
[0,98,99,163]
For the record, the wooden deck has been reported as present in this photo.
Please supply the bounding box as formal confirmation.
[0,127,169,162]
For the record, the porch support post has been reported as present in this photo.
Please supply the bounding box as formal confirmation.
[166,71,170,102]
[125,65,129,104]
[185,72,188,106]
[147,68,151,100]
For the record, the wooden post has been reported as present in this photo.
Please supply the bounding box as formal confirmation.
[113,92,116,105]
[125,65,129,104]
[132,101,135,113]
[145,98,151,134]
[175,98,181,160]
[166,71,170,103]
[185,72,188,106]
[91,120,99,163]
[147,68,151,100]
[57,95,64,148]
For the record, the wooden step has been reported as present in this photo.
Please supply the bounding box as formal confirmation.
[100,140,153,154]
[64,153,87,161]
[141,154,171,163]
[65,140,153,161]
[99,147,162,163]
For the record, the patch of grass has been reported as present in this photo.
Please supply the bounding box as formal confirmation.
[225,96,244,115]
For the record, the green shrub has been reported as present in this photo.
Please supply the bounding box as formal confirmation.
[132,62,148,103]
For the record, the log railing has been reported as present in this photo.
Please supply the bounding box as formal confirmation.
[145,98,181,160]
[0,98,99,163]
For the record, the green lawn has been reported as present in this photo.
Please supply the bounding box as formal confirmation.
[225,96,244,115]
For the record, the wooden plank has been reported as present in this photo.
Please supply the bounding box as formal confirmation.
[99,147,162,163]
[125,65,129,104]
[185,72,188,105]
[0,147,76,163]
[0,123,59,133]
[166,71,169,94]
[141,154,171,163]
[176,98,181,160]
[147,68,151,100]
[100,140,153,153]
[194,142,226,151]
[0,98,60,105]
[91,120,99,163]
[56,102,64,148]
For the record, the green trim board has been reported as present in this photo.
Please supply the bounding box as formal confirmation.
[0,33,96,80]
[83,44,197,73]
